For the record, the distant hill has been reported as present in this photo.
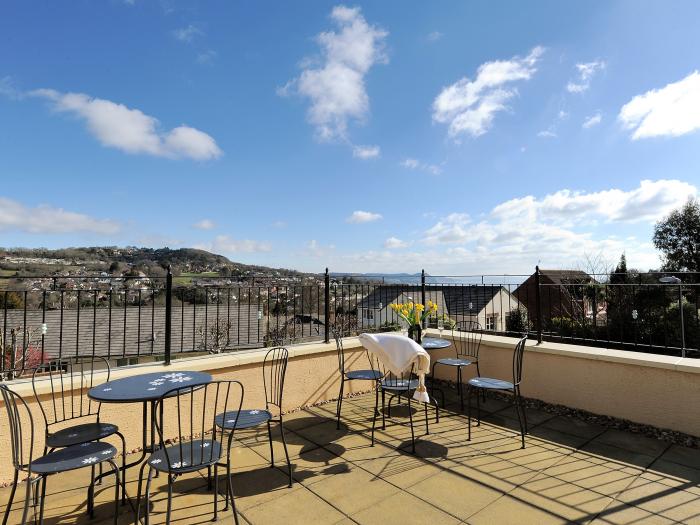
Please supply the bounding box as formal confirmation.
[0,246,317,280]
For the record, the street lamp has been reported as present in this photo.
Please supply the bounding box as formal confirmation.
[659,276,685,356]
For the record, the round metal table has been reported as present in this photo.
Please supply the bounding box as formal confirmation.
[88,370,212,508]
[421,337,451,350]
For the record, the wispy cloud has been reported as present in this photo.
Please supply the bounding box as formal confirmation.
[198,235,271,254]
[196,50,217,65]
[346,210,382,223]
[29,88,222,160]
[0,197,120,235]
[432,46,544,138]
[582,112,602,129]
[400,157,442,175]
[305,239,335,257]
[619,71,700,139]
[426,31,443,42]
[537,129,557,138]
[173,24,203,43]
[279,5,388,143]
[352,144,380,159]
[567,60,605,93]
[384,237,409,249]
[193,219,215,230]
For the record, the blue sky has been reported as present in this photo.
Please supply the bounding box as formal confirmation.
[1,0,699,275]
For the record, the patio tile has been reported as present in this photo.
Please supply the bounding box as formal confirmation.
[588,502,676,525]
[242,485,346,525]
[405,469,503,520]
[615,476,700,523]
[496,405,558,427]
[351,490,461,525]
[593,429,670,458]
[310,464,401,515]
[581,441,659,470]
[539,415,608,440]
[657,443,700,471]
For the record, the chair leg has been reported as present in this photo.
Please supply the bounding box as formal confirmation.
[38,476,47,525]
[2,469,18,525]
[226,461,239,525]
[476,362,486,403]
[208,466,213,491]
[107,459,120,525]
[116,431,127,505]
[467,385,472,441]
[381,389,386,430]
[518,387,528,432]
[407,393,416,454]
[165,474,174,525]
[213,464,219,521]
[138,467,154,525]
[266,420,275,467]
[458,367,464,412]
[514,388,526,449]
[336,377,344,430]
[20,476,33,525]
[371,384,379,446]
[279,417,293,488]
[87,464,96,518]
[424,398,429,435]
[135,460,148,522]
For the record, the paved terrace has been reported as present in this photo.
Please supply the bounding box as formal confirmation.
[2,389,699,524]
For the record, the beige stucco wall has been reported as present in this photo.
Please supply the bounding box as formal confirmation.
[1,332,699,485]
[429,331,700,438]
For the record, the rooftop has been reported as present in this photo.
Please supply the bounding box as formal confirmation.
[3,388,698,525]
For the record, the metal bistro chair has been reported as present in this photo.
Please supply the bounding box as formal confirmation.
[467,335,528,448]
[136,380,245,525]
[431,321,483,411]
[334,330,383,430]
[1,384,120,525]
[216,347,293,490]
[372,359,438,454]
[32,356,126,503]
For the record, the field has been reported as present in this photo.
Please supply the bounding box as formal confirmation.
[173,271,220,285]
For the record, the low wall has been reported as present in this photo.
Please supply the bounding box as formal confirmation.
[1,332,699,484]
[428,331,700,438]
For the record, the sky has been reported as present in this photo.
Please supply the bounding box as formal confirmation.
[1,0,699,276]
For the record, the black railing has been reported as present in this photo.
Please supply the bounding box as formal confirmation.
[0,267,697,379]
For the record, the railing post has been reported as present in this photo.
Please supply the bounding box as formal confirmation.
[535,265,543,344]
[164,266,172,365]
[324,268,330,343]
[421,269,426,328]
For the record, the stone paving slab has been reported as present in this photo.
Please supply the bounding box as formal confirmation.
[1,390,698,524]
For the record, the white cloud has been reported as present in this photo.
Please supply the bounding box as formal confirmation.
[30,89,222,160]
[582,113,602,129]
[537,129,557,138]
[173,25,203,43]
[384,237,409,249]
[432,46,544,138]
[567,60,605,93]
[193,219,215,230]
[280,5,388,142]
[427,31,443,42]
[305,239,335,257]
[196,50,217,65]
[346,210,382,223]
[352,144,380,159]
[0,197,120,235]
[400,158,442,175]
[618,71,700,139]
[272,221,287,229]
[409,179,696,273]
[199,235,271,254]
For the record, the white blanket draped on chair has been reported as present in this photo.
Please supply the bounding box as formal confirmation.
[358,332,431,403]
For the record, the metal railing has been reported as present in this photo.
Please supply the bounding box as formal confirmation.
[1,267,697,379]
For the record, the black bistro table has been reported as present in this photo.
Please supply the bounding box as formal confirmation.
[88,370,212,506]
[421,337,451,350]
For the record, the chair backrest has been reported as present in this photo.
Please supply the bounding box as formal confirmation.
[376,359,414,389]
[512,336,527,386]
[0,384,36,473]
[154,380,244,470]
[333,329,346,375]
[263,347,288,410]
[453,320,482,360]
[32,356,111,429]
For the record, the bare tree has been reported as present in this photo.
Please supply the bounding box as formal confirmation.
[196,317,232,354]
